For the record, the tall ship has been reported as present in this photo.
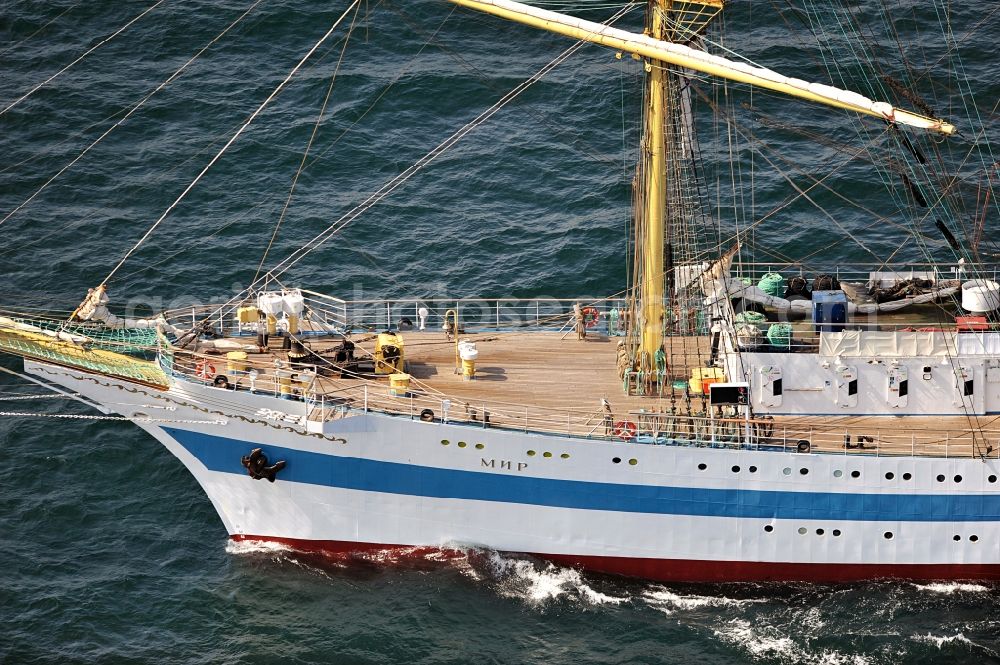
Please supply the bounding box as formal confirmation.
[2,0,998,582]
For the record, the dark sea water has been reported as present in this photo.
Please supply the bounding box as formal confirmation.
[2,1,999,663]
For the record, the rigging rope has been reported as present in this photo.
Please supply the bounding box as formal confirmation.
[0,411,225,424]
[0,0,267,229]
[0,0,165,117]
[204,3,637,321]
[253,1,363,285]
[260,30,605,282]
[96,0,363,289]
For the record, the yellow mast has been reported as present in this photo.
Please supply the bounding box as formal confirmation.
[638,0,668,372]
[447,0,956,384]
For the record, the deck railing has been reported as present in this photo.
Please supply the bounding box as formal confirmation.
[159,343,1000,460]
[722,261,999,287]
[162,296,628,337]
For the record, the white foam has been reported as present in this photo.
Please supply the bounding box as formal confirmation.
[578,585,629,606]
[813,651,873,665]
[713,619,798,660]
[225,539,293,555]
[912,582,989,594]
[712,618,872,665]
[422,547,483,582]
[642,586,756,615]
[485,552,628,606]
[912,632,975,649]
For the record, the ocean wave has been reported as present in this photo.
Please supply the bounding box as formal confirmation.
[224,539,294,556]
[713,618,873,665]
[483,551,629,606]
[911,632,975,649]
[912,582,990,594]
[642,585,758,615]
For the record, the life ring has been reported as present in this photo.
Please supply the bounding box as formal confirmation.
[195,360,217,378]
[419,408,435,422]
[213,375,230,389]
[582,307,601,328]
[796,440,811,454]
[613,420,638,441]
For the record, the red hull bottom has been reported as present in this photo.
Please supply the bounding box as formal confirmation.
[230,535,1000,583]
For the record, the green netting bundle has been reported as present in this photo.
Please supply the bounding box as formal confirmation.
[734,311,766,325]
[758,272,786,297]
[767,323,793,348]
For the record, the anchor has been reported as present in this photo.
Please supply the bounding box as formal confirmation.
[240,448,287,483]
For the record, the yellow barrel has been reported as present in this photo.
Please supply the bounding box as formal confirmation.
[266,314,278,335]
[389,373,411,397]
[236,306,258,324]
[226,351,248,373]
[288,314,299,334]
[461,358,476,380]
[278,373,293,399]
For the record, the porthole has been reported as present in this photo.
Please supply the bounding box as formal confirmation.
[440,439,450,446]
[698,463,707,471]
[628,458,638,466]
[970,535,979,542]
[954,475,963,483]
[797,527,807,535]
[884,531,893,540]
[799,468,809,476]
[732,465,740,473]
[936,474,946,482]
[989,475,997,483]
[527,450,536,457]
[832,529,841,537]
[851,470,861,478]
[749,466,757,473]
[458,441,467,448]
[560,453,570,459]
[885,472,894,480]
[783,467,792,476]
[612,457,622,464]
[902,472,912,481]
[953,535,961,541]
[833,469,843,478]
[543,451,552,458]
[475,443,484,450]
[816,528,825,536]
[764,525,774,533]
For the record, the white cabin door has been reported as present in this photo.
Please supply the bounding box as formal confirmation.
[836,365,858,408]
[759,366,782,408]
[887,366,908,409]
[953,365,985,414]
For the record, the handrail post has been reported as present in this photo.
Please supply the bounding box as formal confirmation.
[496,300,500,329]
[524,407,528,433]
[946,431,949,458]
[364,384,369,412]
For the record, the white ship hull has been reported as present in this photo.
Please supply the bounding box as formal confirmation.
[27,358,1000,582]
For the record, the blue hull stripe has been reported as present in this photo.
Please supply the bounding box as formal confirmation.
[164,428,1000,522]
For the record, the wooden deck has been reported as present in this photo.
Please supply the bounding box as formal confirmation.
[182,330,1000,459]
